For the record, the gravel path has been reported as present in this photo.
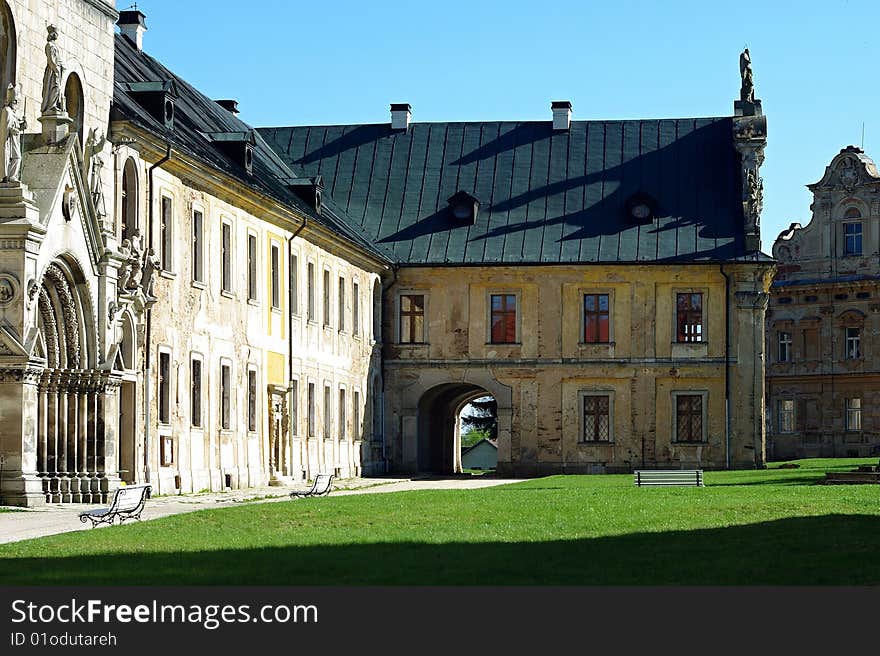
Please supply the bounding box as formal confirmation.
[0,475,524,545]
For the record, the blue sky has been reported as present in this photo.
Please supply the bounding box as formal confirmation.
[132,0,878,249]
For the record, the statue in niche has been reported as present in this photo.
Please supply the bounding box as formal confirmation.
[141,247,160,300]
[41,25,64,115]
[739,48,754,103]
[0,83,25,182]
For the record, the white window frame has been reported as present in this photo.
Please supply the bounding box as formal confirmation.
[247,365,259,433]
[191,204,205,286]
[159,192,174,273]
[157,345,173,426]
[843,221,863,256]
[777,331,792,363]
[845,326,861,360]
[220,358,233,431]
[270,240,282,310]
[845,397,862,431]
[290,251,300,316]
[323,381,333,438]
[190,352,204,429]
[778,399,795,434]
[220,218,234,296]
[674,289,706,344]
[246,230,259,303]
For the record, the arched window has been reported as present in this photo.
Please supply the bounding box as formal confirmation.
[121,158,138,241]
[844,207,861,219]
[64,72,84,138]
[0,2,17,92]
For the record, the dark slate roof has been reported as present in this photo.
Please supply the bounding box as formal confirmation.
[112,35,393,263]
[259,118,757,265]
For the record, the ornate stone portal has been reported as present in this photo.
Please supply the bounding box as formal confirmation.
[267,385,289,485]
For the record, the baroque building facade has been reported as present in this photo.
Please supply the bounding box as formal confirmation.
[767,146,880,459]
[0,1,774,506]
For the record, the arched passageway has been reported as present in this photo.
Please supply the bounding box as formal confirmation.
[417,383,496,474]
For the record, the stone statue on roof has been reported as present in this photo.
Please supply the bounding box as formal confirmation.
[739,48,754,103]
[41,25,64,115]
[0,84,26,182]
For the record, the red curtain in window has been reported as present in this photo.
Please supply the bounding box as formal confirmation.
[584,294,609,343]
[491,294,517,343]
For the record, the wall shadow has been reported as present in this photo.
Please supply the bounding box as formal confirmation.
[1,514,877,586]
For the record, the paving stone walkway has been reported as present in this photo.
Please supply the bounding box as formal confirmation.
[0,475,524,545]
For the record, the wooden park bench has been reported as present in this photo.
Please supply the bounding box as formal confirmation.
[634,470,704,487]
[78,483,152,528]
[289,473,334,498]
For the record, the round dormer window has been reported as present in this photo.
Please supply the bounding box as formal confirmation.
[631,203,651,221]
[164,99,174,124]
[452,203,471,220]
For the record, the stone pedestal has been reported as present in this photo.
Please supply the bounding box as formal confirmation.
[734,99,762,117]
[37,112,72,146]
[0,366,47,506]
[0,182,40,223]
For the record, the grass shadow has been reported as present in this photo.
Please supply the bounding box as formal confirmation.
[1,514,877,586]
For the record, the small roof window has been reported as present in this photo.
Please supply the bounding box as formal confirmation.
[625,192,657,224]
[447,191,480,225]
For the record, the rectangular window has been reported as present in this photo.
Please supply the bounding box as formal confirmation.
[323,269,331,327]
[290,379,299,437]
[161,436,174,467]
[290,254,299,315]
[845,327,861,359]
[221,223,232,292]
[307,382,316,437]
[271,244,280,309]
[339,388,346,439]
[844,222,862,255]
[778,399,795,433]
[490,294,517,344]
[191,357,202,428]
[778,331,792,363]
[584,293,610,343]
[582,394,611,442]
[220,363,231,430]
[675,394,703,442]
[676,293,703,343]
[158,351,171,424]
[161,196,172,272]
[399,294,425,343]
[353,282,360,335]
[247,369,257,432]
[247,234,258,301]
[353,390,361,439]
[338,277,347,332]
[192,209,203,283]
[307,262,315,321]
[846,397,862,431]
[323,384,332,437]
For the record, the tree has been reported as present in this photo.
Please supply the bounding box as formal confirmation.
[461,396,497,441]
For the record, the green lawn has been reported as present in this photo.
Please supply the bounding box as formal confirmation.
[1,457,878,585]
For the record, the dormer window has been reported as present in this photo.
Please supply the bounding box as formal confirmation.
[285,176,324,215]
[123,80,177,130]
[203,130,256,175]
[447,191,480,225]
[625,192,656,224]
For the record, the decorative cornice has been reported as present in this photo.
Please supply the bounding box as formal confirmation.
[83,0,120,20]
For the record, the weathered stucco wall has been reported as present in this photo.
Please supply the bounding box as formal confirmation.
[383,262,773,475]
